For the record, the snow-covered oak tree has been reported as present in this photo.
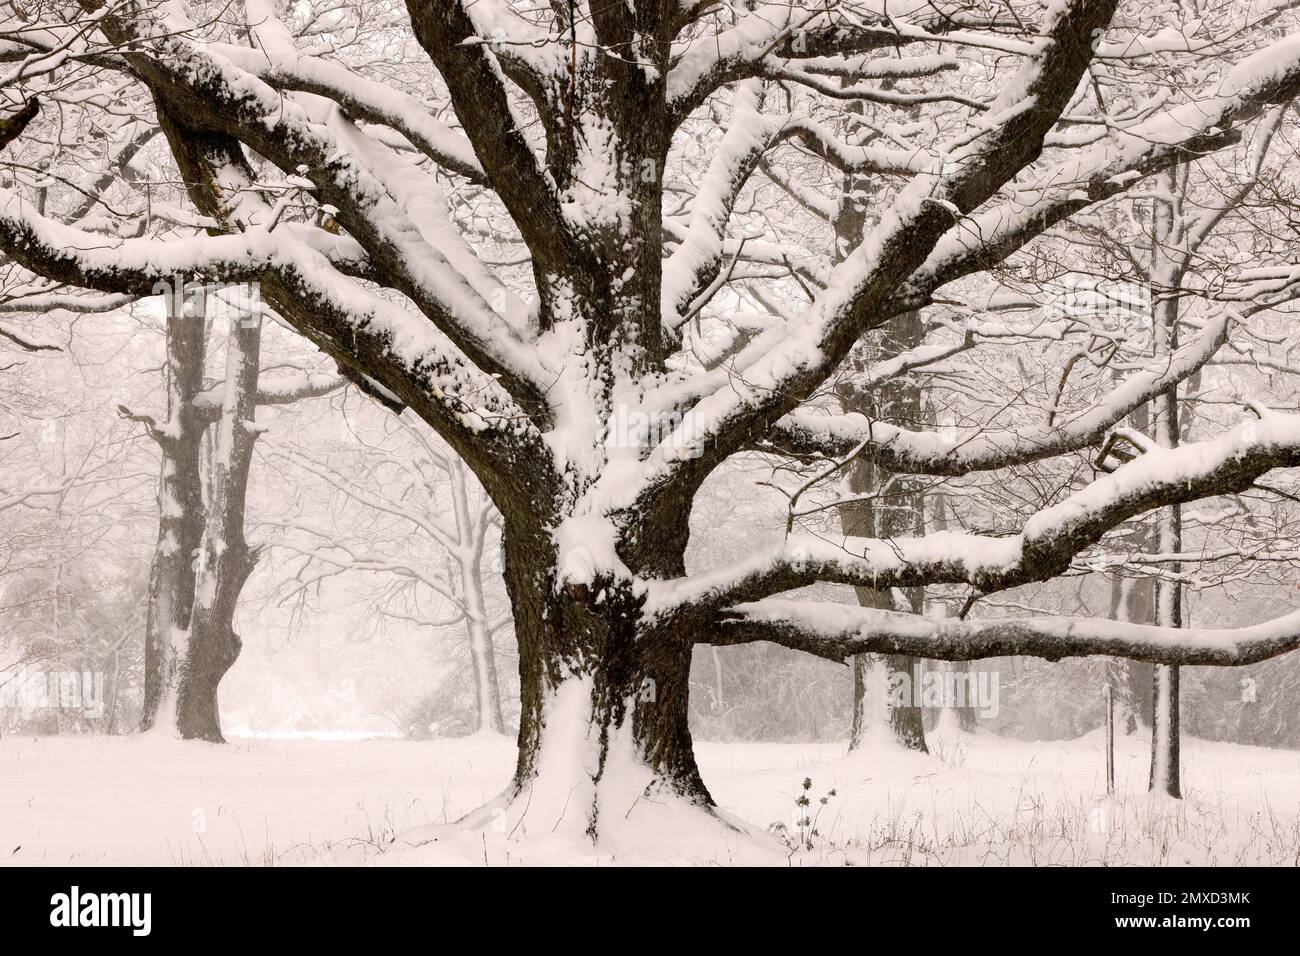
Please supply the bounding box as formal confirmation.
[6,0,1300,847]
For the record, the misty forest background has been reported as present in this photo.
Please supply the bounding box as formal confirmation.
[2,299,1296,749]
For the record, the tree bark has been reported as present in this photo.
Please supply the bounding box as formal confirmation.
[1118,401,1157,728]
[170,314,264,742]
[1148,177,1183,798]
[447,457,505,734]
[830,116,927,752]
[838,311,929,754]
[931,492,978,734]
[1105,578,1138,734]
[1149,380,1183,797]
[481,513,714,841]
[139,290,206,733]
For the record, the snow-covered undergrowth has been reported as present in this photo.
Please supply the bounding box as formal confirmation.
[3,729,1298,866]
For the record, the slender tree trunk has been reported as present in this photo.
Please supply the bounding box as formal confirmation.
[171,315,264,742]
[1124,534,1158,727]
[140,292,206,732]
[1106,576,1138,734]
[831,143,927,751]
[1114,398,1157,728]
[838,313,928,754]
[1105,365,1145,735]
[460,560,505,735]
[1148,179,1183,796]
[448,458,505,734]
[1149,381,1182,796]
[930,491,977,734]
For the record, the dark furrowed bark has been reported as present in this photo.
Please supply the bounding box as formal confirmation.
[138,303,206,732]
[838,311,930,754]
[501,513,712,832]
[175,317,264,742]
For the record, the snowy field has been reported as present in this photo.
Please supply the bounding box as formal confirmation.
[4,729,1299,866]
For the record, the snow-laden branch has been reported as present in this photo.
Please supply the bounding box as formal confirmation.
[632,0,1122,498]
[191,370,345,421]
[766,63,986,112]
[667,6,948,123]
[897,38,1300,309]
[80,3,548,408]
[404,0,568,255]
[143,70,551,506]
[59,123,158,222]
[0,291,135,314]
[662,95,943,322]
[661,82,774,328]
[661,71,934,332]
[0,97,39,150]
[759,308,1229,474]
[776,116,931,176]
[0,186,538,462]
[210,44,484,183]
[221,0,484,182]
[646,406,1300,620]
[0,192,278,290]
[711,599,1300,667]
[644,7,1300,517]
[0,323,58,352]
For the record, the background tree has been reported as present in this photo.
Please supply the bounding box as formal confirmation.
[120,284,344,740]
[266,410,511,735]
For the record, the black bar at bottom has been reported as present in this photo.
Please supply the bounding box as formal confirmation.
[0,865,1278,942]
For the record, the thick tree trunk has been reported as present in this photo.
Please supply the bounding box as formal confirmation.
[163,315,263,742]
[140,293,206,732]
[936,660,980,734]
[847,651,928,749]
[466,519,715,844]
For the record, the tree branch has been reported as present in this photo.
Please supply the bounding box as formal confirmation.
[711,599,1300,667]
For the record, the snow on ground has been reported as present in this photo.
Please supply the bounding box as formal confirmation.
[3,729,1299,866]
